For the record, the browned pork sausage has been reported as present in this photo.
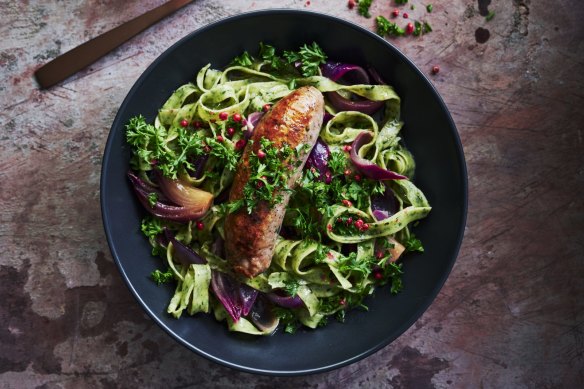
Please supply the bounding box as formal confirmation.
[225,86,324,278]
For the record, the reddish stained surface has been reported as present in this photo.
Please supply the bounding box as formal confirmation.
[1,0,583,387]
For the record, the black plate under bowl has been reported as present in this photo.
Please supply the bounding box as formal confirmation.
[101,9,467,376]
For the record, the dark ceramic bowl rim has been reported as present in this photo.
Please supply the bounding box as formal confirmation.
[101,9,467,376]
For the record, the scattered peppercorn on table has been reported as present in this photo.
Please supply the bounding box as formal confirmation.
[1,0,582,387]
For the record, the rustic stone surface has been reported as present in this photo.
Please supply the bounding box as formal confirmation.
[1,0,583,387]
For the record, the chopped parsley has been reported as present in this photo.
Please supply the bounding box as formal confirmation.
[141,216,163,239]
[230,51,253,67]
[258,42,287,71]
[273,307,300,334]
[383,262,404,294]
[395,0,408,4]
[228,137,296,214]
[286,153,385,240]
[151,268,173,285]
[423,21,433,33]
[337,251,375,276]
[404,234,425,252]
[126,115,206,179]
[147,192,158,207]
[413,21,433,36]
[205,136,238,171]
[283,42,328,77]
[376,16,405,37]
[228,42,328,78]
[485,10,495,21]
[426,4,433,13]
[283,277,301,297]
[328,150,349,174]
[357,0,373,18]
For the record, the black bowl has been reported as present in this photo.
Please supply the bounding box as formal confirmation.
[101,9,467,376]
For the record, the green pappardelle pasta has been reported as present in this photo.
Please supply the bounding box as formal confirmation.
[127,42,431,335]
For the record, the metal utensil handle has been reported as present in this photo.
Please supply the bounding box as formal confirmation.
[34,0,193,89]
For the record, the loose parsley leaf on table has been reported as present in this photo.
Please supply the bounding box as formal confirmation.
[376,16,405,37]
[357,0,373,18]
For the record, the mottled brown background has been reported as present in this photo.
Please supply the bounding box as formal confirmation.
[1,0,583,388]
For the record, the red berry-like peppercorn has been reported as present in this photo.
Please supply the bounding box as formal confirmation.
[196,221,204,230]
[362,223,370,231]
[216,135,224,142]
[179,119,189,127]
[343,145,352,152]
[235,139,246,150]
[327,224,333,231]
[346,217,353,225]
[262,104,271,112]
[233,113,242,122]
[344,169,352,176]
[374,271,384,280]
[392,9,399,17]
[354,174,361,182]
[347,0,356,9]
[203,145,211,153]
[339,298,346,305]
[219,111,229,120]
[341,199,353,207]
[355,219,364,229]
[257,150,266,159]
[227,127,235,137]
[431,65,440,75]
[192,120,201,128]
[376,251,384,259]
[403,12,409,19]
[406,22,414,34]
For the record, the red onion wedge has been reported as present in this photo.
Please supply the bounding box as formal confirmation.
[248,295,279,332]
[211,271,259,322]
[245,111,263,139]
[211,271,242,322]
[128,171,207,221]
[156,172,213,211]
[321,61,384,115]
[350,132,407,180]
[265,291,305,309]
[326,91,384,115]
[239,283,259,317]
[127,171,213,222]
[164,229,207,265]
[371,185,399,221]
[305,137,332,183]
[321,62,370,83]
